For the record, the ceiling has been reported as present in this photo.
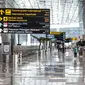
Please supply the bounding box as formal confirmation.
[5,0,84,25]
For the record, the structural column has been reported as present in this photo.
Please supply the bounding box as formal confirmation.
[0,0,14,73]
[82,1,85,34]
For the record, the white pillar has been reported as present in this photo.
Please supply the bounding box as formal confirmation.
[13,53,18,73]
[6,55,9,73]
[27,34,31,46]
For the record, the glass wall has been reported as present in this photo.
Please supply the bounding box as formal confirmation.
[15,34,27,46]
[14,34,44,46]
[14,34,46,46]
[60,27,83,38]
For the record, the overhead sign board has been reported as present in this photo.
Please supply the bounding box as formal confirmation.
[50,32,62,35]
[72,37,78,41]
[0,9,50,34]
[47,34,54,39]
[54,32,66,41]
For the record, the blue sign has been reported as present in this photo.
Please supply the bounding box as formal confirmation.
[47,34,54,38]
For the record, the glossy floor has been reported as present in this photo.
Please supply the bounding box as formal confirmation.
[0,48,85,85]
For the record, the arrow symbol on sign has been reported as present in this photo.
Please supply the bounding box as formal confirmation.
[0,9,4,15]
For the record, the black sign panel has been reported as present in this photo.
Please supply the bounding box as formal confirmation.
[54,32,66,41]
[0,9,50,34]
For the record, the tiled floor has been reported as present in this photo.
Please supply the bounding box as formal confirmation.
[0,48,85,85]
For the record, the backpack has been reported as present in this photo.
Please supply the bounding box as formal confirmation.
[73,47,78,53]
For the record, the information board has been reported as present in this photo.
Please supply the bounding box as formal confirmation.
[47,34,54,39]
[50,32,61,35]
[0,9,50,34]
[54,32,65,41]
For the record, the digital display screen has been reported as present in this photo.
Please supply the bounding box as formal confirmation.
[54,32,65,41]
[0,9,50,34]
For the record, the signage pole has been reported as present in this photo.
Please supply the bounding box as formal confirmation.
[18,34,20,45]
[46,33,47,52]
[11,34,14,85]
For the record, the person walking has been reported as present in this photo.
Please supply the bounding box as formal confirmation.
[73,45,78,60]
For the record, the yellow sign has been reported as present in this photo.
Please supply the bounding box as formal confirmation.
[50,32,62,35]
[0,17,2,21]
[72,37,78,40]
[0,9,4,15]
[5,9,11,15]
[3,17,8,21]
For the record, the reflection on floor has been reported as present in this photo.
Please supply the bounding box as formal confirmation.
[0,48,85,85]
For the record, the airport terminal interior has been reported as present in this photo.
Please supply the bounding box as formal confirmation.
[0,0,85,85]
